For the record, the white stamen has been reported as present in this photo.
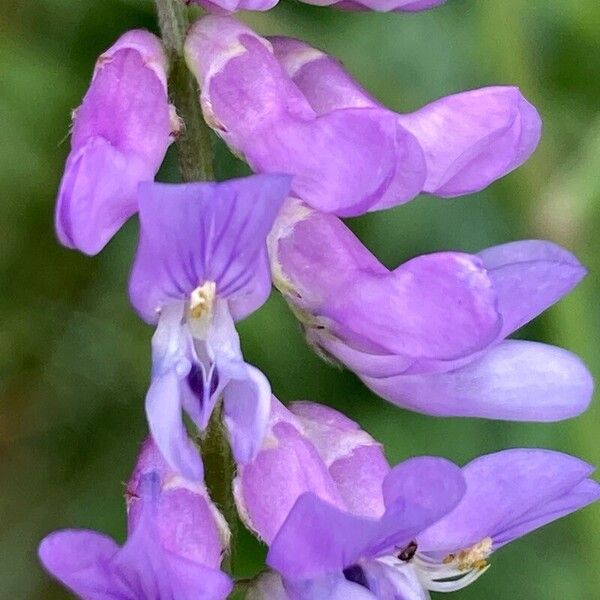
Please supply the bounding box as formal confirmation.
[412,538,493,593]
[187,281,217,340]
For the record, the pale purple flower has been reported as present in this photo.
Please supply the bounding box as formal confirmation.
[128,174,291,479]
[185,0,445,13]
[236,400,463,599]
[269,200,593,421]
[55,30,175,255]
[184,17,540,216]
[271,36,541,201]
[38,439,232,600]
[237,402,599,599]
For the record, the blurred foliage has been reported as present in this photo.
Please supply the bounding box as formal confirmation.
[1,0,600,598]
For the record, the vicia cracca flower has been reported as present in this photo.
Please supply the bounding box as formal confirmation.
[269,200,593,422]
[236,401,600,599]
[271,36,542,201]
[184,17,540,216]
[128,174,291,479]
[55,30,176,255]
[184,0,447,15]
[38,438,232,600]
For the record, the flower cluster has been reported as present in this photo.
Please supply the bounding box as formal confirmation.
[39,4,598,600]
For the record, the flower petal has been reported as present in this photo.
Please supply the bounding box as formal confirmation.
[129,174,290,323]
[327,252,500,359]
[38,530,122,600]
[146,370,204,481]
[55,139,149,255]
[186,18,418,216]
[418,449,596,553]
[290,401,390,518]
[493,478,600,547]
[268,457,464,580]
[397,86,542,196]
[234,402,343,544]
[478,240,586,337]
[57,36,171,254]
[363,340,593,421]
[222,362,272,464]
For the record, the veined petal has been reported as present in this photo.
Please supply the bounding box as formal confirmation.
[129,175,291,323]
[270,37,378,115]
[478,240,586,337]
[363,340,593,421]
[418,449,597,554]
[289,401,390,518]
[272,40,540,201]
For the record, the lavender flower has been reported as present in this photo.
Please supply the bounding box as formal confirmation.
[269,200,593,421]
[272,36,541,200]
[184,17,540,216]
[128,174,291,479]
[185,0,446,13]
[38,439,232,600]
[237,402,599,599]
[55,30,175,255]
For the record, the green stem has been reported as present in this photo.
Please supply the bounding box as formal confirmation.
[154,0,214,182]
[200,401,238,575]
[155,0,236,575]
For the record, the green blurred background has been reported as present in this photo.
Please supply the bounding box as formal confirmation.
[2,0,600,597]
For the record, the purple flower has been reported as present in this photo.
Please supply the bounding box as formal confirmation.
[184,17,540,216]
[38,439,232,600]
[237,402,599,599]
[128,174,291,479]
[269,200,593,421]
[236,400,463,599]
[272,36,542,200]
[185,16,425,216]
[55,30,175,255]
[185,0,445,13]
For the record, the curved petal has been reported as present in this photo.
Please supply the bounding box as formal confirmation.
[289,401,390,518]
[38,530,122,600]
[223,363,271,464]
[55,139,147,255]
[186,18,420,216]
[271,37,378,115]
[493,478,600,547]
[268,457,464,580]
[58,41,171,255]
[478,240,586,337]
[397,86,542,196]
[363,340,593,421]
[234,408,343,544]
[362,561,428,600]
[418,449,596,553]
[146,370,204,481]
[129,174,290,323]
[327,252,500,360]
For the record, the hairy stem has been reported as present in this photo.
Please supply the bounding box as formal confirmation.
[154,0,214,182]
[200,401,238,574]
[155,0,236,574]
